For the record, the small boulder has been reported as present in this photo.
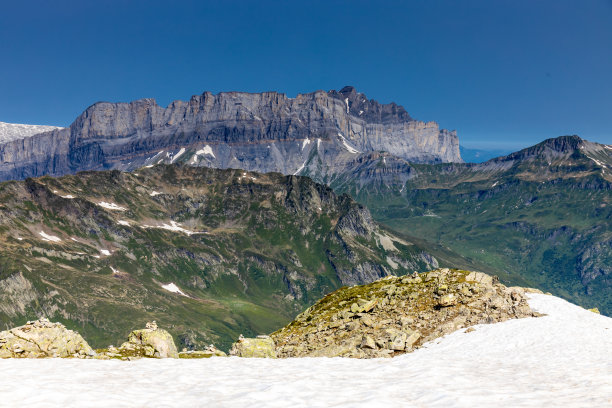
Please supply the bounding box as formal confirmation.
[389,332,408,351]
[118,322,178,358]
[179,345,227,359]
[404,329,421,350]
[360,315,374,327]
[361,298,378,313]
[229,334,276,358]
[438,293,457,307]
[360,335,376,349]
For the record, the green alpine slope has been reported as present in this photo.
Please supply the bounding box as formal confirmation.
[0,165,446,350]
[337,136,612,314]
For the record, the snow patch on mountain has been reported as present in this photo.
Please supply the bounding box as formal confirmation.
[170,147,186,163]
[338,133,360,154]
[97,202,127,211]
[39,231,61,242]
[195,145,215,158]
[141,220,204,236]
[161,282,187,296]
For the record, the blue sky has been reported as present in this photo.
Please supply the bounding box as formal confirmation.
[1,0,610,149]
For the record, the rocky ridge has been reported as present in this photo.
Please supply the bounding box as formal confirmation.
[0,86,461,183]
[272,268,540,358]
[0,318,93,358]
[0,269,549,360]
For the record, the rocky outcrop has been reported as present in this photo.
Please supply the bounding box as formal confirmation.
[117,321,179,358]
[0,86,461,183]
[229,335,277,358]
[179,344,227,358]
[0,318,93,358]
[272,268,539,358]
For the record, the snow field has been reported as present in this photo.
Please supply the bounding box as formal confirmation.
[0,294,609,407]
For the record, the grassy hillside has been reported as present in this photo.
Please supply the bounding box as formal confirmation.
[0,165,445,350]
[338,137,612,314]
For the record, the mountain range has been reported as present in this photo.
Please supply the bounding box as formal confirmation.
[0,86,460,184]
[0,86,609,345]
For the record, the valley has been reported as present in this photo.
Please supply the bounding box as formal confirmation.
[344,136,612,314]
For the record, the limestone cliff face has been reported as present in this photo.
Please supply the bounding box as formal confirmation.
[0,86,461,182]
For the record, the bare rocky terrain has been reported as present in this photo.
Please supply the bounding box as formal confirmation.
[272,268,540,358]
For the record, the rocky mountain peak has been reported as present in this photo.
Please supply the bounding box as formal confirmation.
[534,135,584,153]
[489,135,612,174]
[327,86,413,124]
[494,135,588,163]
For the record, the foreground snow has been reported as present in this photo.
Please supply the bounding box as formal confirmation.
[0,294,610,407]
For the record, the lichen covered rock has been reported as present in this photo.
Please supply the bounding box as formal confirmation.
[272,268,540,358]
[105,321,178,359]
[179,344,227,359]
[229,335,277,358]
[0,318,93,358]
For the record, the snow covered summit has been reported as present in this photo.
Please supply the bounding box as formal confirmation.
[0,121,64,144]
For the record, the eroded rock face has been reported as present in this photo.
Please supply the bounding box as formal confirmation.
[272,269,540,358]
[229,335,277,358]
[0,318,93,358]
[0,87,461,183]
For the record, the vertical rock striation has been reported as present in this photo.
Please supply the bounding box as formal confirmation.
[0,86,461,182]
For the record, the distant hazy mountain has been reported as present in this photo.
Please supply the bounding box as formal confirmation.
[460,145,514,163]
[0,86,461,183]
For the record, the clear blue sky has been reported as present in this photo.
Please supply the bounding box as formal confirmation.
[1,0,610,149]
